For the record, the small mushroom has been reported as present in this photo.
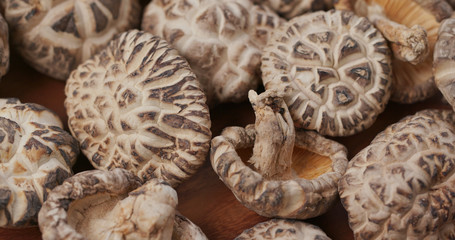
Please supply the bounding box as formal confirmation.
[65,30,212,187]
[2,0,141,80]
[0,98,79,227]
[335,0,453,103]
[261,10,392,136]
[339,109,455,239]
[0,13,8,79]
[210,90,348,219]
[251,0,333,19]
[141,0,283,104]
[235,219,331,240]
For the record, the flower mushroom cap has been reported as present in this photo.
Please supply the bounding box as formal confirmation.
[2,0,141,80]
[234,219,331,240]
[0,13,8,79]
[339,109,455,239]
[65,30,212,187]
[141,0,283,105]
[0,98,79,227]
[251,0,333,19]
[261,10,392,136]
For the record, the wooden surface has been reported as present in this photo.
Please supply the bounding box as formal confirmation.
[0,52,451,240]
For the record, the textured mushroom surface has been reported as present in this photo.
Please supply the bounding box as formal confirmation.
[173,213,208,240]
[339,109,455,239]
[211,90,348,219]
[0,13,8,79]
[65,30,212,187]
[251,0,333,19]
[235,219,331,240]
[2,0,141,80]
[39,169,179,240]
[261,10,392,136]
[0,98,79,227]
[141,0,283,104]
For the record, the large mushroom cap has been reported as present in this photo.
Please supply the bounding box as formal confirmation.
[2,0,141,80]
[141,0,283,104]
[235,219,331,240]
[65,30,212,187]
[0,13,8,79]
[251,0,333,19]
[0,98,79,227]
[339,109,455,239]
[261,10,392,136]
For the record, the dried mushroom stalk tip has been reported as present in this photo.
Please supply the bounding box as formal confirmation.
[235,219,331,240]
[252,0,333,19]
[65,30,211,187]
[0,99,79,227]
[0,13,8,79]
[2,0,141,80]
[141,0,283,104]
[339,109,455,239]
[210,90,348,219]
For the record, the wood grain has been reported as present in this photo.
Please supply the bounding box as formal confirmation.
[0,52,451,240]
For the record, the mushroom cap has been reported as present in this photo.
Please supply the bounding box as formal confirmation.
[2,0,141,80]
[251,0,333,19]
[141,0,283,104]
[0,13,8,79]
[38,168,179,240]
[339,109,455,239]
[234,219,331,240]
[0,98,79,227]
[65,30,212,187]
[261,10,392,136]
[173,213,208,240]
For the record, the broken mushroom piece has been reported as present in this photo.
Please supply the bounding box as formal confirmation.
[261,10,392,136]
[65,30,212,187]
[335,0,453,103]
[251,0,333,19]
[0,13,8,79]
[235,219,331,240]
[210,90,348,219]
[141,0,283,104]
[2,0,141,80]
[339,109,455,239]
[0,98,79,227]
[38,168,179,240]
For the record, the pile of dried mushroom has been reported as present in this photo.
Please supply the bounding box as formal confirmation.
[0,0,455,239]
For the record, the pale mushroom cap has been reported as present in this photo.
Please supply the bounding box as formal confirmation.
[0,99,79,227]
[261,10,392,136]
[141,0,283,104]
[235,219,331,240]
[2,0,141,80]
[251,0,333,19]
[0,13,8,79]
[339,109,455,239]
[65,30,212,187]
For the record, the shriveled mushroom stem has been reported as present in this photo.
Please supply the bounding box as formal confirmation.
[247,90,294,180]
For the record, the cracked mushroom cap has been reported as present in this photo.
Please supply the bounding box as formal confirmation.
[251,0,333,19]
[210,90,348,219]
[2,0,141,80]
[339,109,455,239]
[235,219,330,240]
[0,13,8,79]
[261,10,392,136]
[343,0,453,103]
[0,98,79,227]
[65,30,212,187]
[141,0,283,104]
[38,168,179,240]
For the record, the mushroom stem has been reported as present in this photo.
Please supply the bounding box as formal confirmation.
[247,90,294,180]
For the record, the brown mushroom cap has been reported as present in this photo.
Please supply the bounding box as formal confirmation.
[173,213,208,240]
[0,13,8,79]
[2,0,141,80]
[65,30,212,187]
[339,109,455,239]
[141,0,283,104]
[210,90,348,219]
[38,168,179,240]
[0,98,79,227]
[234,219,331,240]
[261,10,392,136]
[251,0,333,19]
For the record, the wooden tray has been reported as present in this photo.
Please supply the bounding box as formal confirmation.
[0,52,450,240]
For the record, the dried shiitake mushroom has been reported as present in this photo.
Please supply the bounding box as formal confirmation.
[235,219,331,240]
[173,213,208,240]
[211,90,348,219]
[65,30,212,187]
[0,13,8,79]
[141,0,283,104]
[339,109,455,239]
[2,0,141,80]
[251,0,333,19]
[0,98,79,227]
[335,0,453,103]
[261,10,392,136]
